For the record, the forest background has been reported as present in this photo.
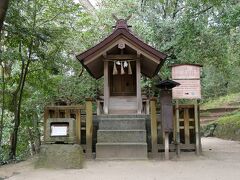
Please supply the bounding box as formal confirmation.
[0,0,239,162]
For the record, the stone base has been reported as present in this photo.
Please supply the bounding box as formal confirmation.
[36,144,84,169]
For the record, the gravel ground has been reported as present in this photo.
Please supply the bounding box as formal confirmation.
[1,137,240,180]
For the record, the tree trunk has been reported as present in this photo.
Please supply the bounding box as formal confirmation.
[0,0,10,31]
[9,59,30,160]
[8,0,36,159]
[9,40,32,160]
[0,63,5,160]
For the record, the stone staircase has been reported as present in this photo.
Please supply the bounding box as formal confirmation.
[96,115,148,160]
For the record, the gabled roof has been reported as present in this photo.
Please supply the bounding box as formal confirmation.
[76,19,167,79]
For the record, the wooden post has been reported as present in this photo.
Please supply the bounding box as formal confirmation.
[175,100,180,156]
[146,100,150,114]
[184,108,190,145]
[76,109,81,145]
[194,100,200,155]
[136,59,142,114]
[86,98,93,158]
[103,61,109,114]
[65,109,70,118]
[165,132,169,160]
[54,107,59,118]
[43,107,49,142]
[96,100,101,115]
[150,98,158,155]
[198,100,202,153]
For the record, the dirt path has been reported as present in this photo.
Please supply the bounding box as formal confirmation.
[1,137,240,180]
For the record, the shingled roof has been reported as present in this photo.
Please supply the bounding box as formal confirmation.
[76,19,167,79]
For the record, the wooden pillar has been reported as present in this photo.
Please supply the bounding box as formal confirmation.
[76,109,81,145]
[65,109,70,118]
[150,98,158,155]
[86,98,93,158]
[175,100,180,156]
[194,101,200,155]
[198,100,202,153]
[146,100,150,114]
[54,107,59,118]
[136,59,142,114]
[103,61,109,114]
[96,100,101,115]
[43,107,49,143]
[164,132,169,160]
[184,108,190,145]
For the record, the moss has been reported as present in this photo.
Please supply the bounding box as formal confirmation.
[214,112,240,141]
[201,111,240,140]
[201,93,240,109]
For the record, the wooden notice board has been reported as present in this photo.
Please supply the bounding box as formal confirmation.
[171,64,202,99]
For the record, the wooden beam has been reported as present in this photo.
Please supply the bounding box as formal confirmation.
[106,54,137,60]
[136,59,142,114]
[150,98,158,155]
[76,109,81,145]
[86,98,93,158]
[103,61,109,114]
[158,144,195,150]
[45,105,85,110]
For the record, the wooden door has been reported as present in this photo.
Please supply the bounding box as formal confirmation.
[110,62,136,96]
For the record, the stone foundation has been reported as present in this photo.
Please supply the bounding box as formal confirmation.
[36,144,84,169]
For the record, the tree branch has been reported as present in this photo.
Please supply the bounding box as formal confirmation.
[37,12,62,27]
[195,6,213,16]
[172,0,179,19]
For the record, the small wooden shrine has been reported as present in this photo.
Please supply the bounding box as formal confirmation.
[43,17,201,160]
[76,17,167,114]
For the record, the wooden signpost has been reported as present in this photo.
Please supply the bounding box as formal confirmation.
[171,64,202,156]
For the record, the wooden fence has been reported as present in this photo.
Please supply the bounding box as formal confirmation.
[150,100,201,157]
[44,98,200,159]
[43,98,93,158]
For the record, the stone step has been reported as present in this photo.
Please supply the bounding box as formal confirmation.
[97,130,146,143]
[96,143,148,160]
[98,114,149,119]
[108,109,137,114]
[99,118,145,130]
[109,97,137,111]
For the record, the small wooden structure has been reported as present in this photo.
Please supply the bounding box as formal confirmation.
[76,18,167,114]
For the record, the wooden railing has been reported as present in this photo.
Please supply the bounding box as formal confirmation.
[150,99,201,158]
[43,98,93,158]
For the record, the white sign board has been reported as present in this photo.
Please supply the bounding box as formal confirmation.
[172,64,202,99]
[51,125,68,136]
